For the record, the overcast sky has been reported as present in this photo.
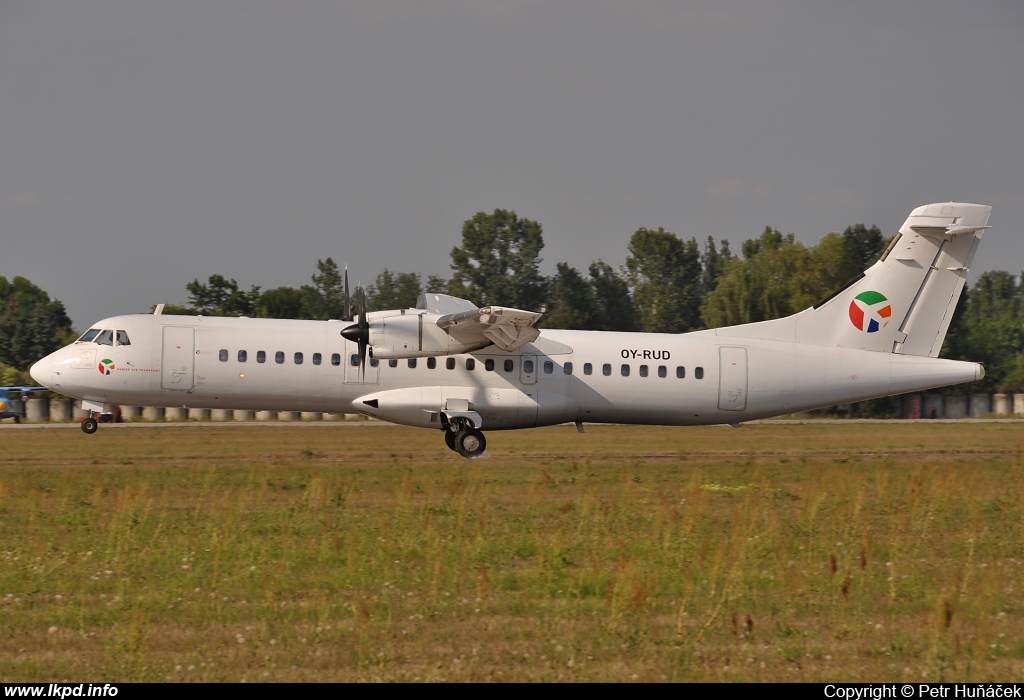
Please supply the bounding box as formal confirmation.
[2,0,1022,329]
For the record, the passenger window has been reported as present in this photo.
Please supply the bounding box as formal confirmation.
[294,352,303,365]
[78,329,101,343]
[584,363,592,375]
[427,357,436,369]
[485,359,494,372]
[370,358,379,368]
[96,330,114,346]
[543,361,553,374]
[695,366,704,379]
[523,359,534,374]
[388,359,398,368]
[676,366,685,379]
[331,353,341,366]
[504,359,514,373]
[408,358,417,368]
[257,351,266,364]
[564,362,573,375]
[350,354,359,367]
[621,364,630,377]
[238,350,247,363]
[219,349,228,362]
[639,365,648,377]
[275,351,284,364]
[116,331,131,346]
[602,364,611,376]
[466,359,475,371]
[313,353,322,366]
[658,365,666,378]
[446,358,455,370]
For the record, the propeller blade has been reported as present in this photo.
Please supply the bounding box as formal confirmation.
[343,266,352,322]
[357,286,368,381]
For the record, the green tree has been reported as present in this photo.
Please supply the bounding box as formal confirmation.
[367,270,422,312]
[842,224,886,271]
[624,228,704,333]
[702,227,822,328]
[588,261,639,332]
[186,274,261,317]
[542,263,597,330]
[0,276,75,371]
[256,287,310,319]
[449,209,547,310]
[943,271,1023,391]
[306,258,346,320]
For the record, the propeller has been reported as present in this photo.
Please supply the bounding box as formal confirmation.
[340,285,369,380]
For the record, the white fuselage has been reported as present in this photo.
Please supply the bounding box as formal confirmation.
[30,313,982,430]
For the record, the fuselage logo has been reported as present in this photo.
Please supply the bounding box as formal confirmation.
[849,291,891,333]
[98,358,116,375]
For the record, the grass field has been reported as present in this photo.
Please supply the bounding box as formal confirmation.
[0,421,1022,682]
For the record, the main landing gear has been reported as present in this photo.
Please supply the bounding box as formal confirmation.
[442,416,487,459]
[81,413,98,434]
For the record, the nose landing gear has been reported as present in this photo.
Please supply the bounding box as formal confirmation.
[81,413,98,434]
[442,416,487,458]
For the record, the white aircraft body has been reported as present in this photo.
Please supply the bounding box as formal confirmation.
[30,202,990,457]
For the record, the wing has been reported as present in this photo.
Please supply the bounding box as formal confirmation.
[436,306,542,352]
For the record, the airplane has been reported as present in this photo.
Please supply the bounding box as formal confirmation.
[29,202,991,457]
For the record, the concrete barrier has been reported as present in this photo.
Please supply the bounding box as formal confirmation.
[120,405,143,420]
[210,409,232,421]
[233,410,255,421]
[278,411,300,421]
[72,405,89,421]
[255,411,277,421]
[188,408,211,421]
[943,395,968,419]
[992,394,1011,416]
[922,394,943,419]
[165,407,187,421]
[50,398,73,422]
[968,393,991,418]
[142,406,165,421]
[1015,394,1024,416]
[25,395,49,422]
[301,412,323,421]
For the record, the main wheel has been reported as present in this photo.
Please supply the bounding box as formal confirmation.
[455,428,486,458]
[444,429,458,452]
[81,417,98,434]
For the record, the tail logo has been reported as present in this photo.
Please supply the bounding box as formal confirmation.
[849,291,892,333]
[98,358,115,375]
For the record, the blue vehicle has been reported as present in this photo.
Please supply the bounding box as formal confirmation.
[0,387,37,423]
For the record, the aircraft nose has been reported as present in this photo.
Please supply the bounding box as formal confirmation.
[29,356,52,388]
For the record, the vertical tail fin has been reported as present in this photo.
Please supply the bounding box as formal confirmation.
[713,202,991,358]
[798,202,990,356]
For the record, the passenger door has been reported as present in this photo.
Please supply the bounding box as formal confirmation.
[161,326,195,391]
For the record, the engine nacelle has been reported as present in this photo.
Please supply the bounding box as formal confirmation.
[368,312,489,359]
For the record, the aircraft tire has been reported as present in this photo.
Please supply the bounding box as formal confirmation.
[455,428,486,459]
[81,417,98,435]
[444,429,458,452]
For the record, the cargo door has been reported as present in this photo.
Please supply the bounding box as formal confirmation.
[161,326,195,391]
[717,346,747,411]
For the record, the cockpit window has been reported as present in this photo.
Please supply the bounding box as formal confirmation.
[78,329,101,343]
[96,330,114,346]
[116,330,131,346]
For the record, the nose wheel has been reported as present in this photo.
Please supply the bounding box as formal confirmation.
[81,415,98,434]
